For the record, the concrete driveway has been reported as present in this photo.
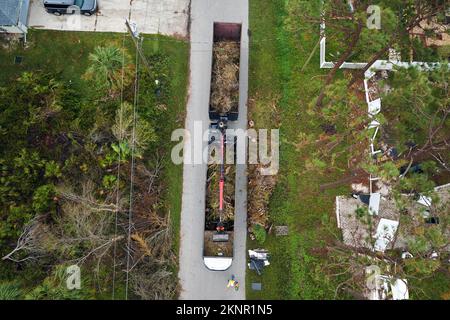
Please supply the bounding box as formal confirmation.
[178,0,248,300]
[28,0,190,37]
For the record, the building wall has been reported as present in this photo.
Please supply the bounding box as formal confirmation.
[19,0,30,28]
[0,25,25,34]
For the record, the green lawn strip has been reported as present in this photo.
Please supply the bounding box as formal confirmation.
[140,36,190,255]
[1,30,118,87]
[246,0,351,299]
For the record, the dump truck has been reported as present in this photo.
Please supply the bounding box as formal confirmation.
[203,22,242,271]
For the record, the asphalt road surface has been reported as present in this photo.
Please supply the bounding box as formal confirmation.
[178,0,249,300]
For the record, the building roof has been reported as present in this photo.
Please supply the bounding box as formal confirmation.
[0,0,29,27]
[336,194,401,251]
[336,183,450,252]
[411,19,450,47]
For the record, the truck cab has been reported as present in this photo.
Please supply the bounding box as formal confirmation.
[43,0,98,16]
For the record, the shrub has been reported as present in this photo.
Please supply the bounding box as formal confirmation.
[0,282,22,300]
[32,184,55,214]
[253,224,267,244]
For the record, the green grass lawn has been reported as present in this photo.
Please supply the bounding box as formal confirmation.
[1,30,117,87]
[246,0,352,300]
[140,37,189,254]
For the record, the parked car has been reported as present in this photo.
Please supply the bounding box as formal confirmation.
[43,0,97,16]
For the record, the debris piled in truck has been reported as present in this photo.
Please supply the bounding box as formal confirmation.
[205,163,236,222]
[210,41,240,114]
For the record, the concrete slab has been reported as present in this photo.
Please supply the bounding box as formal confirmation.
[28,0,189,36]
[251,283,262,291]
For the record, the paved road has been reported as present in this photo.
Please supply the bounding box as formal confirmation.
[28,0,189,36]
[178,0,249,300]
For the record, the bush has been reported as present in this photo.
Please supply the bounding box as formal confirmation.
[0,282,22,300]
[32,184,55,214]
[253,224,267,244]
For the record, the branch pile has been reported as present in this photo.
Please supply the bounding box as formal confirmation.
[210,41,240,114]
[248,165,277,228]
[206,164,236,222]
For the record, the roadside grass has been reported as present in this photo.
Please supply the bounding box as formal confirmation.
[0,30,117,89]
[0,30,189,297]
[246,0,351,299]
[140,37,189,254]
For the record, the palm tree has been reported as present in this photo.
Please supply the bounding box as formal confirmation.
[84,46,132,94]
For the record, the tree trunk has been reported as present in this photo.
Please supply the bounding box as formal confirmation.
[316,22,364,108]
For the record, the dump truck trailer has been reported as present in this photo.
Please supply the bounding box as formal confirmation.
[209,22,242,122]
[203,120,236,270]
[203,22,242,271]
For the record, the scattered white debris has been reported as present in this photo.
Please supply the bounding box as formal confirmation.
[374,218,399,252]
[369,193,381,216]
[368,98,381,116]
[417,195,432,207]
[390,278,409,300]
[401,251,414,259]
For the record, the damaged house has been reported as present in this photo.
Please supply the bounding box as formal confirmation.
[335,184,450,253]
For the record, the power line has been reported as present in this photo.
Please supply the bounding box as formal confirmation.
[124,34,141,301]
[111,31,128,301]
[126,20,154,74]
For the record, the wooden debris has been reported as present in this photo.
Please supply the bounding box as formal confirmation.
[205,163,236,222]
[247,165,277,228]
[210,41,240,114]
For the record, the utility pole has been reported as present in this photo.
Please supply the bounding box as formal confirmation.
[125,19,153,74]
